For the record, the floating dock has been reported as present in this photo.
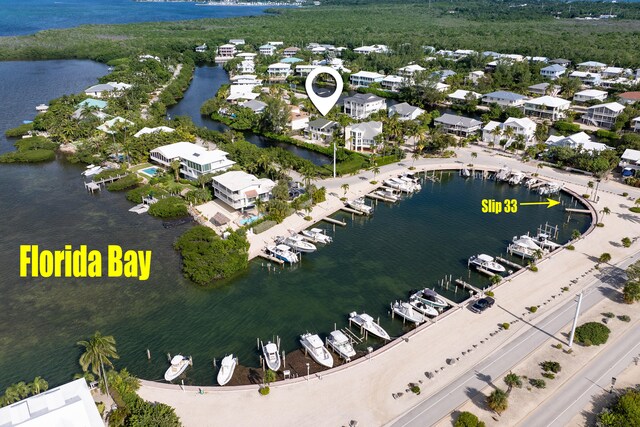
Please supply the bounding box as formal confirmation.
[323,217,346,226]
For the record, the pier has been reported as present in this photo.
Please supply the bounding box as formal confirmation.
[474,267,496,277]
[257,252,285,265]
[565,208,591,214]
[366,193,396,203]
[340,206,365,215]
[84,182,100,193]
[454,279,483,295]
[322,217,346,227]
[495,257,523,269]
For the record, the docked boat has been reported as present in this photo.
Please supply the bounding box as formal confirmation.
[346,197,373,215]
[411,288,449,309]
[301,228,332,244]
[384,178,414,193]
[82,165,103,177]
[217,354,237,386]
[391,301,425,325]
[164,355,190,382]
[507,237,546,259]
[408,296,439,317]
[276,235,317,253]
[266,244,299,264]
[468,254,506,273]
[326,330,356,361]
[508,171,525,185]
[524,178,538,188]
[261,341,281,371]
[538,182,562,195]
[529,231,561,250]
[373,188,400,202]
[348,312,390,340]
[495,166,511,181]
[300,333,333,368]
[398,174,422,190]
[460,168,471,178]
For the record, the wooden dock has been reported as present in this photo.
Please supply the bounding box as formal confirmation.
[565,208,591,214]
[258,252,284,265]
[84,182,100,192]
[366,193,396,203]
[528,181,546,189]
[475,267,496,277]
[93,173,128,185]
[341,206,365,215]
[454,279,483,295]
[323,217,346,226]
[496,257,523,269]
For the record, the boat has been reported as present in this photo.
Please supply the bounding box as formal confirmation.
[512,235,543,251]
[348,312,390,340]
[468,254,506,273]
[261,341,281,371]
[495,166,511,181]
[530,231,562,250]
[391,301,425,325]
[383,178,414,193]
[408,296,439,317]
[217,354,237,386]
[411,288,449,309]
[301,228,332,244]
[326,330,356,361]
[524,178,538,188]
[276,234,317,253]
[538,182,562,195]
[460,168,471,178]
[346,197,373,215]
[398,174,422,190]
[508,171,525,185]
[299,333,333,368]
[266,244,299,264]
[507,237,547,259]
[373,188,400,202]
[82,165,103,177]
[164,355,190,382]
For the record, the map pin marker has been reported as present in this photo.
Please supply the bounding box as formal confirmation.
[305,66,344,116]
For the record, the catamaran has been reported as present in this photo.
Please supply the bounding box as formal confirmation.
[301,228,332,244]
[276,235,317,253]
[348,312,390,340]
[300,333,333,368]
[266,244,299,264]
[217,354,237,386]
[346,197,373,215]
[261,341,281,372]
[468,254,506,273]
[164,355,190,382]
[391,301,425,325]
[411,288,449,309]
[326,330,356,361]
[408,296,439,317]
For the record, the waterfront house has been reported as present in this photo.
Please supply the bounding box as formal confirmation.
[306,118,339,142]
[241,99,267,114]
[618,92,640,105]
[345,121,383,152]
[633,117,640,132]
[523,96,571,121]
[283,47,300,58]
[388,102,424,121]
[217,44,236,57]
[619,148,640,171]
[236,52,257,60]
[150,141,235,180]
[583,102,625,128]
[0,378,104,427]
[528,83,560,96]
[267,63,292,80]
[295,64,318,77]
[133,126,174,138]
[482,117,536,147]
[96,116,134,134]
[381,75,405,92]
[549,58,571,67]
[434,114,482,137]
[237,60,255,74]
[349,71,385,88]
[84,82,131,98]
[577,61,607,72]
[482,90,527,108]
[353,45,389,55]
[573,89,608,103]
[227,85,260,102]
[448,89,482,104]
[229,39,245,46]
[343,93,387,119]
[230,74,262,86]
[602,67,624,78]
[397,64,426,78]
[569,71,601,86]
[195,43,207,53]
[289,106,309,131]
[545,132,612,153]
[540,64,566,80]
[72,98,107,119]
[212,171,275,210]
[259,44,276,55]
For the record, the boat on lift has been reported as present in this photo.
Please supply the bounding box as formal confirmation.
[299,333,333,368]
[468,254,506,273]
[391,301,425,325]
[300,228,332,244]
[408,296,439,317]
[348,312,390,340]
[373,188,400,202]
[261,341,281,372]
[410,288,449,309]
[276,234,317,253]
[266,244,299,264]
[346,197,373,215]
[509,170,526,185]
[326,330,356,361]
[164,355,190,382]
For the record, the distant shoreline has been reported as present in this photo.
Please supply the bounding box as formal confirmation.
[135,0,299,5]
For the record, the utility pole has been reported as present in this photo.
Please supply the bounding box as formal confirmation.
[333,141,336,178]
[568,292,583,347]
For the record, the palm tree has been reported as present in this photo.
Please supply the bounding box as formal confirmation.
[300,164,316,189]
[170,159,181,182]
[2,385,21,405]
[371,165,381,180]
[471,152,478,160]
[533,249,544,260]
[77,332,119,398]
[487,388,509,415]
[600,206,611,220]
[411,151,420,166]
[490,126,502,147]
[503,372,522,395]
[503,126,515,149]
[30,377,48,395]
[341,183,349,196]
[13,382,30,400]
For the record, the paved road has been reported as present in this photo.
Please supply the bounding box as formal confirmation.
[391,254,637,427]
[519,322,640,427]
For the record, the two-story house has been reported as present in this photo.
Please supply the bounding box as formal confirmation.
[482,91,527,108]
[540,64,566,80]
[212,171,275,210]
[344,121,383,152]
[388,102,425,121]
[583,102,625,128]
[343,93,387,119]
[482,117,537,147]
[306,118,339,142]
[349,71,385,88]
[434,113,482,137]
[150,142,235,180]
[523,96,571,121]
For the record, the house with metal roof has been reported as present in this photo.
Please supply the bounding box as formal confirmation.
[583,102,625,128]
[343,93,386,119]
[573,89,608,103]
[434,113,482,137]
[345,121,383,152]
[241,99,268,114]
[84,82,131,98]
[259,44,276,55]
[150,141,235,180]
[524,96,571,121]
[545,132,612,153]
[540,64,566,80]
[482,117,537,147]
[482,90,528,108]
[349,71,385,88]
[212,171,275,210]
[306,118,339,142]
[388,102,424,121]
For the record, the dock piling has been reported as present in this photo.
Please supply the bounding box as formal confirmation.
[146,349,151,360]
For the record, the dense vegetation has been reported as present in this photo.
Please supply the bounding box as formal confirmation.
[174,226,250,285]
[148,196,189,219]
[0,377,49,407]
[597,387,640,427]
[574,321,611,346]
[0,136,57,163]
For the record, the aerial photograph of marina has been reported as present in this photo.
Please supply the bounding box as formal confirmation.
[1,0,640,426]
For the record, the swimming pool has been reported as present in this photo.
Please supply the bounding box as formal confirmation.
[239,214,262,226]
[140,166,160,177]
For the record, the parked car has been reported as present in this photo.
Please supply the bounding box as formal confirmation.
[470,296,495,313]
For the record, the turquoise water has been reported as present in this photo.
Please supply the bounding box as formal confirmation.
[239,214,263,225]
[141,166,160,176]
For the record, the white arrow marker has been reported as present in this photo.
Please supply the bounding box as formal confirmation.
[305,66,344,116]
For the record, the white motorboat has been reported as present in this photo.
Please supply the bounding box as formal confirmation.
[460,168,471,178]
[217,354,237,386]
[468,254,506,273]
[391,301,425,325]
[373,188,400,202]
[384,178,414,193]
[530,232,561,250]
[262,341,281,371]
[327,330,356,361]
[509,171,525,185]
[524,178,538,188]
[349,312,390,340]
[300,333,333,368]
[538,182,562,195]
[512,235,543,251]
[164,355,190,382]
[266,244,299,264]
[411,288,449,309]
[301,228,332,244]
[276,235,317,253]
[495,166,511,181]
[408,296,439,317]
[398,174,422,190]
[346,197,373,215]
[82,166,103,177]
[508,237,547,259]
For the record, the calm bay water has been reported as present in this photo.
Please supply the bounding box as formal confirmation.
[0,0,283,36]
[0,60,590,388]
